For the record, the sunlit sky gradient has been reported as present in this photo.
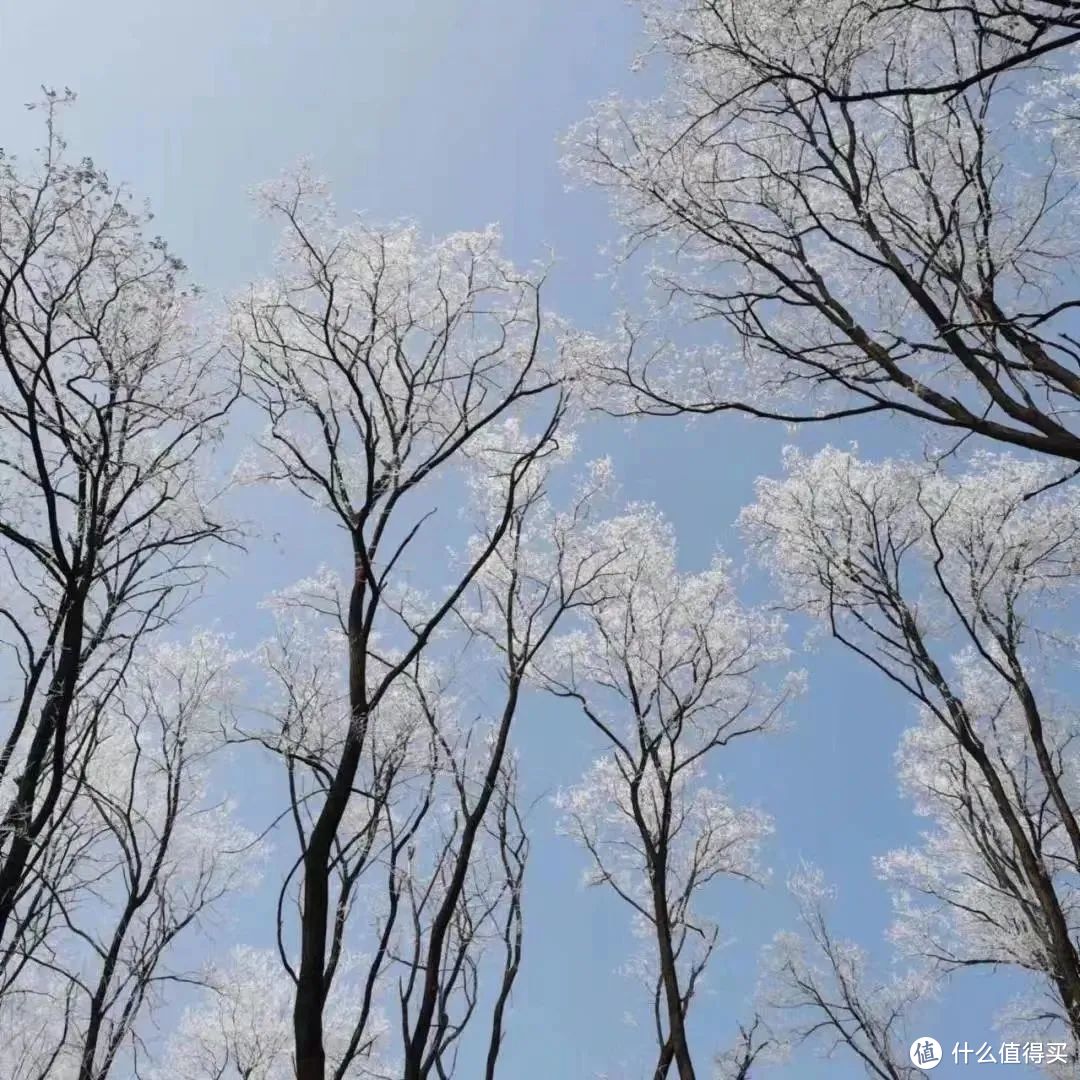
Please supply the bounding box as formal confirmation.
[0,3,1042,1075]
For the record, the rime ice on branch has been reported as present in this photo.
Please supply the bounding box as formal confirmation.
[544,506,799,1080]
[566,0,1080,464]
[0,99,247,1080]
[744,448,1080,1051]
[233,168,607,1080]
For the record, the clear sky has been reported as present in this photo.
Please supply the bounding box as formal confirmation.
[0,2,1046,1076]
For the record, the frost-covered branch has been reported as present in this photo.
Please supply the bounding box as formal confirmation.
[546,507,797,1080]
[761,867,923,1079]
[744,448,1080,1047]
[232,168,583,1080]
[566,0,1080,463]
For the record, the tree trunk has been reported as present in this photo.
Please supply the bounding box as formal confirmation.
[403,680,520,1080]
[294,550,369,1080]
[0,591,85,944]
[650,868,696,1080]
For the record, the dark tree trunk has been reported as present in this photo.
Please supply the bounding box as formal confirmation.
[294,551,369,1080]
[0,590,85,943]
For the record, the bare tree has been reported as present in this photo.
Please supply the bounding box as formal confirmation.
[544,506,795,1080]
[761,867,923,1080]
[232,450,615,1078]
[566,0,1080,466]
[0,96,240,1077]
[233,177,601,1077]
[744,448,1080,1046]
[0,634,259,1080]
[713,1015,781,1080]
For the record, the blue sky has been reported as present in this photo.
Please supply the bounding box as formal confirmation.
[0,2,1048,1075]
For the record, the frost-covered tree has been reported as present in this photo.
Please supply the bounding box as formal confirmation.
[0,94,237,972]
[235,455,617,1079]
[878,665,1080,1050]
[0,96,245,1080]
[241,572,534,1080]
[761,867,924,1080]
[545,507,795,1080]
[0,634,259,1080]
[566,0,1080,465]
[235,196,620,1072]
[166,946,299,1080]
[233,168,582,1080]
[743,448,1080,1047]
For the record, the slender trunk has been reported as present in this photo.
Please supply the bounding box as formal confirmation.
[901,615,1080,1042]
[294,840,331,1080]
[403,680,520,1080]
[483,898,523,1080]
[78,906,135,1080]
[0,591,85,944]
[654,1038,675,1079]
[484,980,514,1080]
[295,551,369,1080]
[650,868,696,1080]
[630,750,694,1080]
